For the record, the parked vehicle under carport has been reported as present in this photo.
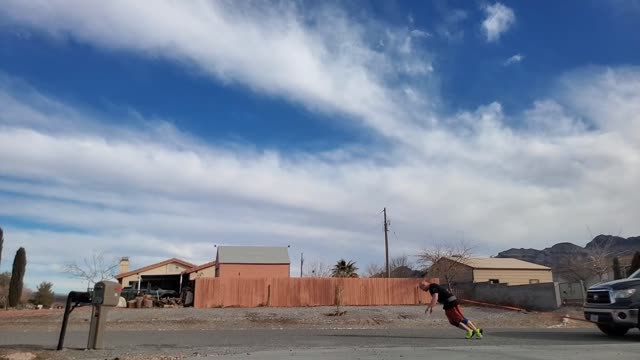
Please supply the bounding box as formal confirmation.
[120,287,179,302]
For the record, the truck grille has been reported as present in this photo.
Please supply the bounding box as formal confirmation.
[586,290,611,304]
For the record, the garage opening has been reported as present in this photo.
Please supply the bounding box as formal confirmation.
[130,274,181,292]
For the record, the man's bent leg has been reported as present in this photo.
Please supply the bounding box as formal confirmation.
[465,320,478,331]
[465,320,483,338]
[453,306,477,331]
[446,307,474,338]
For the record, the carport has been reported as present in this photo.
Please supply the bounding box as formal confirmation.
[130,274,182,292]
[116,257,196,294]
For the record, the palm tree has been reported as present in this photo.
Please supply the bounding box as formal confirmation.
[331,259,359,278]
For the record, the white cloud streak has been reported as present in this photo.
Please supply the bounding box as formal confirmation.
[482,3,516,42]
[0,0,435,143]
[504,53,525,66]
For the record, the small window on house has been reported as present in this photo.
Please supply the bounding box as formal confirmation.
[489,279,500,284]
[529,279,540,284]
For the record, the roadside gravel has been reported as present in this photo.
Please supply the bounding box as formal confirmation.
[0,305,589,332]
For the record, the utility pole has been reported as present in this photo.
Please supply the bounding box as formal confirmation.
[300,252,304,278]
[383,207,390,278]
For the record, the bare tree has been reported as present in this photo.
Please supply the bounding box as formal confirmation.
[62,251,119,289]
[0,271,10,310]
[304,260,331,278]
[364,263,384,278]
[561,237,616,289]
[561,251,589,285]
[416,241,473,291]
[364,255,415,278]
[20,287,33,305]
[390,254,413,271]
[588,238,614,282]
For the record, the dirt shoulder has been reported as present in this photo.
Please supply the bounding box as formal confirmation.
[0,304,590,332]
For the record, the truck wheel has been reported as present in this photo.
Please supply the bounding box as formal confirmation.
[596,324,629,337]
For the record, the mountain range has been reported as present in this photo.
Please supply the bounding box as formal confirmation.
[495,235,640,271]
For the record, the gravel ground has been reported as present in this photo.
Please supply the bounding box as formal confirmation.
[0,304,590,332]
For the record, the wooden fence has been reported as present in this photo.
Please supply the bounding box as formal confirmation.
[194,278,438,308]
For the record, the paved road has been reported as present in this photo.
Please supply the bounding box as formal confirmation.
[1,328,639,359]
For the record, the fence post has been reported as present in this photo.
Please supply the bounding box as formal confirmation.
[267,285,271,307]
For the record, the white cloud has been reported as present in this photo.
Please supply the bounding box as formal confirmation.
[0,0,434,144]
[482,3,516,42]
[410,29,431,38]
[524,100,585,135]
[0,2,639,293]
[504,53,525,66]
[2,67,640,291]
[559,67,640,142]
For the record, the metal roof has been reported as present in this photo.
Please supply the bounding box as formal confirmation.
[217,246,290,264]
[447,257,551,270]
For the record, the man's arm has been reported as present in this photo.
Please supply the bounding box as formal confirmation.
[430,293,438,307]
[426,293,438,314]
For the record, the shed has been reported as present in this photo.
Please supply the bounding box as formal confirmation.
[428,257,553,286]
[215,246,290,278]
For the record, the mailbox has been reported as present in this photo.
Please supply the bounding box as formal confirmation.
[58,281,123,351]
[92,281,122,306]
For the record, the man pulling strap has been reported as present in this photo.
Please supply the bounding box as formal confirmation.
[419,280,483,339]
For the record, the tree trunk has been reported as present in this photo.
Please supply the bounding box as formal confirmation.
[335,284,344,315]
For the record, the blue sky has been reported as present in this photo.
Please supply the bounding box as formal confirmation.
[0,0,639,292]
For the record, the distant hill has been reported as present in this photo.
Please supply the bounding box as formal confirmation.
[495,235,640,273]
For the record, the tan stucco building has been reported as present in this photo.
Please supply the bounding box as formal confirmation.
[116,257,195,290]
[428,257,553,286]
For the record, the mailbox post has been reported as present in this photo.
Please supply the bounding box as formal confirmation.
[57,291,92,351]
[87,281,122,350]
